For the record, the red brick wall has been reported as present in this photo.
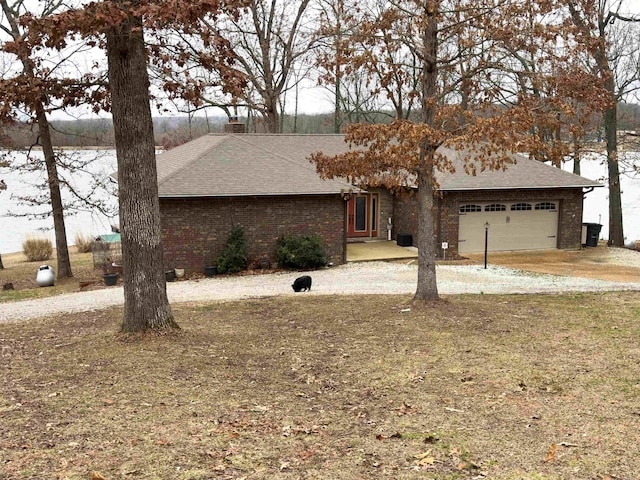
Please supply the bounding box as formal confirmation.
[160,195,345,272]
[394,188,585,258]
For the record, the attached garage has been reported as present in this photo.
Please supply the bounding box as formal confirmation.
[458,200,559,253]
[393,145,602,258]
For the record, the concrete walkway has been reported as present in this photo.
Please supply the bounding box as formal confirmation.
[347,240,419,262]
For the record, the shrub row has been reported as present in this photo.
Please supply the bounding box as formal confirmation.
[214,227,329,273]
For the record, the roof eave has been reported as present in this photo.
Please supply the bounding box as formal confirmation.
[440,184,603,191]
[158,191,353,198]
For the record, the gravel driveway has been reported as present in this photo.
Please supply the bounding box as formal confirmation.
[2,260,640,323]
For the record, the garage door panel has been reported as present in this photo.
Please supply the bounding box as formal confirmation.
[458,201,558,253]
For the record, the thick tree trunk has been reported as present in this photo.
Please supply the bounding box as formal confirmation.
[604,102,624,246]
[35,103,73,278]
[413,1,439,303]
[414,165,439,302]
[106,10,177,332]
[0,253,4,269]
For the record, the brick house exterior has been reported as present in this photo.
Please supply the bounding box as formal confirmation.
[154,133,600,271]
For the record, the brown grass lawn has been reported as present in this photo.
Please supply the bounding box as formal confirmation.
[2,293,640,479]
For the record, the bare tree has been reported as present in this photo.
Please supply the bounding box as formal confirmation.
[313,0,555,302]
[566,0,640,246]
[0,0,84,278]
[0,165,6,269]
[221,0,316,133]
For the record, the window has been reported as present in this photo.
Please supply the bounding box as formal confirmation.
[355,196,367,230]
[459,204,482,213]
[485,204,506,212]
[535,202,557,211]
[511,203,532,211]
[371,195,378,232]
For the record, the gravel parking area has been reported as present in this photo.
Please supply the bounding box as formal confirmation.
[2,258,640,323]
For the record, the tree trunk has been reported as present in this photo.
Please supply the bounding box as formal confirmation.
[414,164,439,302]
[264,96,281,133]
[0,0,73,279]
[0,253,4,269]
[35,103,73,278]
[413,1,439,303]
[572,131,581,176]
[106,9,177,332]
[604,101,624,246]
[592,16,624,247]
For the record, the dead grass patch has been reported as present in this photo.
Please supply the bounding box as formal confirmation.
[466,247,640,283]
[1,293,639,479]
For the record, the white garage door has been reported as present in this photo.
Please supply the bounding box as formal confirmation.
[458,201,558,254]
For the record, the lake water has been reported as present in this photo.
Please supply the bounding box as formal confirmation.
[1,149,119,255]
[564,152,640,245]
[1,149,639,255]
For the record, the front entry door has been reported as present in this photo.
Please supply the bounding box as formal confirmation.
[347,194,378,238]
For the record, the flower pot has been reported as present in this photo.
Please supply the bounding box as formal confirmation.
[165,269,176,282]
[103,273,118,286]
[204,265,218,277]
[175,268,185,279]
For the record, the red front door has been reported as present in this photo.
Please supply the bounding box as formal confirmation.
[347,194,378,238]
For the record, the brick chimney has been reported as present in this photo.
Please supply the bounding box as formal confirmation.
[224,116,246,134]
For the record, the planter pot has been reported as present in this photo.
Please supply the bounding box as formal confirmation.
[175,268,185,279]
[204,265,218,277]
[103,273,118,286]
[165,269,177,282]
[36,265,55,287]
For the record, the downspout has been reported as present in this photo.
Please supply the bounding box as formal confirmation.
[436,195,442,259]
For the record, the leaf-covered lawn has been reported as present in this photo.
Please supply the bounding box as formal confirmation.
[1,293,639,479]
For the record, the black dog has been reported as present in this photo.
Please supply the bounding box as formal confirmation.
[292,275,312,292]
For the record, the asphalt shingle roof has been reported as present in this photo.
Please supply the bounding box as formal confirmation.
[157,134,354,197]
[435,146,601,190]
[155,134,601,197]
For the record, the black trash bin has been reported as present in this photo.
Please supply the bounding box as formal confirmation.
[582,223,602,247]
[396,233,413,247]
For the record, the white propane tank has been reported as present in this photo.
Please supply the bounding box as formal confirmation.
[36,265,55,287]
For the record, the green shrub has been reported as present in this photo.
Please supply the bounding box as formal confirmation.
[216,226,248,274]
[74,233,94,253]
[22,237,53,262]
[276,235,329,270]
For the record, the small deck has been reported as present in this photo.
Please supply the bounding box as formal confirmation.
[346,240,419,262]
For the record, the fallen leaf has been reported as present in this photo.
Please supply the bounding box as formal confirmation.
[416,457,435,466]
[91,472,108,480]
[544,443,556,463]
[412,450,436,467]
[413,450,432,460]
